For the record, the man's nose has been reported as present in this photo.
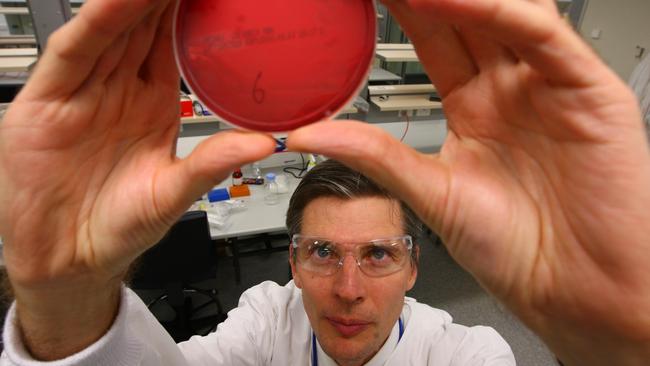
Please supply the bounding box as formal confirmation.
[333,255,366,304]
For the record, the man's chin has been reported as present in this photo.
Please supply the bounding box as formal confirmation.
[319,333,377,365]
[323,347,373,365]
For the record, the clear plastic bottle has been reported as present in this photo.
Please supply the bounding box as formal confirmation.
[264,172,279,205]
[275,173,289,194]
[252,162,263,180]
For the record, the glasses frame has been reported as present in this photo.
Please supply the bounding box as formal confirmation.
[290,234,414,277]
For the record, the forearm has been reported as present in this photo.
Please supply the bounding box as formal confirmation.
[11,276,122,361]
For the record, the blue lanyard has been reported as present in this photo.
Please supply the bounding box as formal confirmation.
[311,318,404,366]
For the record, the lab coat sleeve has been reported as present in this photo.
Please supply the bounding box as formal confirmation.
[0,286,172,366]
[448,325,516,366]
[0,282,280,366]
[1,282,286,366]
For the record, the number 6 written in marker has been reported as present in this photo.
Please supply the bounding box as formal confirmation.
[253,72,265,104]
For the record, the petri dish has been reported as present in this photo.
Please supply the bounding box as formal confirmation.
[174,0,376,132]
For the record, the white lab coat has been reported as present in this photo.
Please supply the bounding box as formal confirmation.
[1,281,515,366]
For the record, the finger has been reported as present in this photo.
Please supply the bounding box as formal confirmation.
[112,3,169,81]
[140,0,179,88]
[456,27,518,71]
[154,131,276,219]
[382,0,478,96]
[527,0,558,14]
[19,0,169,100]
[87,32,131,84]
[287,121,451,229]
[404,0,609,87]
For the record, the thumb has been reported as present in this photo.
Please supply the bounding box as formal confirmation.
[287,121,451,231]
[156,130,276,221]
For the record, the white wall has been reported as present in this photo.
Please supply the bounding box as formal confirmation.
[579,0,650,80]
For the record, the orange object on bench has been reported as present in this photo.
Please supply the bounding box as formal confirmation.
[229,184,250,198]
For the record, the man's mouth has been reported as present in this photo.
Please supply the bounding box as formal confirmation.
[326,317,372,337]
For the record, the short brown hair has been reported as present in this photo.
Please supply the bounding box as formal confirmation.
[286,160,421,262]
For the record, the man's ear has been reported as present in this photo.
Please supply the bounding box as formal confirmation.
[289,245,302,288]
[406,245,419,291]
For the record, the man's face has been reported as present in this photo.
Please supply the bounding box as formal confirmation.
[291,196,417,366]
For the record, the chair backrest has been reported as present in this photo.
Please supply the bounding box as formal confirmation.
[131,211,216,289]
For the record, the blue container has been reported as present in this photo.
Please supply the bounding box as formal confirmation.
[208,188,230,202]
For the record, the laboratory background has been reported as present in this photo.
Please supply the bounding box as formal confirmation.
[0,1,648,365]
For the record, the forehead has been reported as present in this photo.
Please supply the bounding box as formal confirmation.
[300,196,404,242]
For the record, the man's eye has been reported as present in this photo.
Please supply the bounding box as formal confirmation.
[369,247,388,261]
[310,244,334,259]
[316,246,331,258]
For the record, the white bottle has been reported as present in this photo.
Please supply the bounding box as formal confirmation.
[264,173,279,205]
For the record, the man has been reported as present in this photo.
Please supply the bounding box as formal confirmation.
[286,161,513,365]
[0,160,515,365]
[0,0,649,365]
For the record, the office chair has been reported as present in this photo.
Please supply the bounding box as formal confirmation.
[221,232,290,284]
[129,211,226,342]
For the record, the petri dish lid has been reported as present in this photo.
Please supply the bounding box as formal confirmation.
[174,0,376,132]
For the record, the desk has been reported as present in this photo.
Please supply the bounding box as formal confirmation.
[376,43,414,51]
[0,72,28,86]
[369,67,402,83]
[375,50,420,81]
[0,56,36,72]
[0,7,29,14]
[0,36,37,46]
[181,115,221,125]
[375,50,419,63]
[370,94,443,112]
[207,174,299,240]
[0,6,80,15]
[340,104,358,114]
[205,171,299,283]
[0,48,37,57]
[368,84,436,96]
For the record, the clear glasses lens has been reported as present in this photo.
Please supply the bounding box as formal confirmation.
[292,236,412,277]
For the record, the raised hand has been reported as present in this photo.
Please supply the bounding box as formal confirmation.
[0,0,274,359]
[288,0,650,364]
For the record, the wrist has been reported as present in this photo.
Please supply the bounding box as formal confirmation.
[533,315,650,366]
[11,276,122,361]
[551,337,650,366]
